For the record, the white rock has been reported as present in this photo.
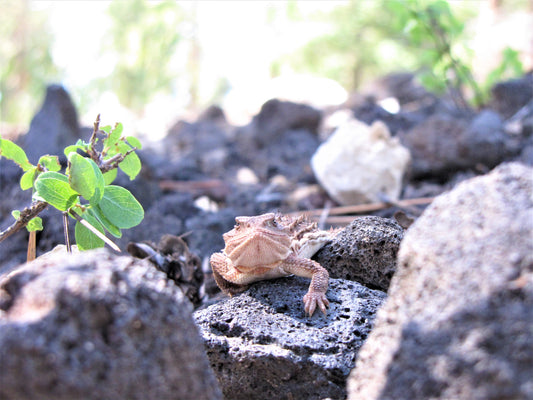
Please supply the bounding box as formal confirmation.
[236,167,259,185]
[311,119,411,205]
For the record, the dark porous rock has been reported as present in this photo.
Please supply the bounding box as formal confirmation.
[185,208,239,261]
[315,216,404,291]
[491,72,533,119]
[399,113,470,179]
[505,98,533,137]
[194,276,386,400]
[0,249,222,400]
[350,96,421,136]
[516,143,533,166]
[23,84,81,164]
[398,110,519,179]
[347,162,533,400]
[116,192,199,250]
[253,129,320,182]
[369,72,434,106]
[198,104,227,123]
[112,151,162,210]
[461,109,521,167]
[162,117,237,180]
[127,234,204,307]
[251,99,322,146]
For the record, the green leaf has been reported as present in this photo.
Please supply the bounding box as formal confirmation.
[33,171,78,211]
[38,155,61,172]
[107,122,123,146]
[126,135,142,149]
[100,125,112,134]
[11,210,21,220]
[75,212,105,250]
[64,139,89,158]
[116,142,141,180]
[98,185,144,229]
[27,217,43,232]
[88,159,105,205]
[103,169,117,185]
[20,167,38,190]
[119,152,141,180]
[90,207,122,238]
[0,138,33,171]
[68,153,105,205]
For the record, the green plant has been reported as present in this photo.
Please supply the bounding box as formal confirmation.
[0,115,144,254]
[483,46,524,94]
[385,0,523,108]
[279,0,524,109]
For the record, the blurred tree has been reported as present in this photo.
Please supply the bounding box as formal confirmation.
[274,0,419,91]
[0,0,59,124]
[103,0,183,113]
[276,0,525,108]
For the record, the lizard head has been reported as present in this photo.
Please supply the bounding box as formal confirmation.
[223,213,292,267]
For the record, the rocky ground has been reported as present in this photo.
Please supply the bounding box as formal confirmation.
[0,72,532,399]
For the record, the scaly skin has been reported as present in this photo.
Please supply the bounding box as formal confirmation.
[210,213,331,316]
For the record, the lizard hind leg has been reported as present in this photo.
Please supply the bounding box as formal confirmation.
[210,252,249,296]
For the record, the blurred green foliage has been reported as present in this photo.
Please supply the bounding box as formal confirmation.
[101,0,183,113]
[278,0,525,108]
[0,0,59,123]
[0,0,528,124]
[385,0,523,107]
[273,1,409,90]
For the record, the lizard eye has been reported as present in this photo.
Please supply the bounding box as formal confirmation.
[267,219,279,228]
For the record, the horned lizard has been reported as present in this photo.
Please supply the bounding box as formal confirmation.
[210,213,333,316]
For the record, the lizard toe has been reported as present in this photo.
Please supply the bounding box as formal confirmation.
[303,291,329,316]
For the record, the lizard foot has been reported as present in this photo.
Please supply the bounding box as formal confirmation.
[303,291,329,316]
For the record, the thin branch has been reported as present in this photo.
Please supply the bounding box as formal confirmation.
[0,201,48,243]
[88,113,101,161]
[63,211,71,253]
[68,209,121,252]
[291,196,435,219]
[99,146,137,174]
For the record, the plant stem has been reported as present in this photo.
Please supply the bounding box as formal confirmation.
[0,201,48,243]
[63,211,71,253]
[27,230,36,262]
[68,209,121,252]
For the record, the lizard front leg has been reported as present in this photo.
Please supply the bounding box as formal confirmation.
[280,254,329,316]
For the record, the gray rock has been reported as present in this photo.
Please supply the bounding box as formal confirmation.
[399,111,520,179]
[517,143,533,166]
[491,73,533,119]
[347,162,533,400]
[253,128,320,182]
[252,99,322,145]
[349,96,422,136]
[398,113,470,178]
[315,216,404,291]
[0,249,222,400]
[462,110,521,167]
[185,208,239,261]
[23,84,81,164]
[194,276,386,400]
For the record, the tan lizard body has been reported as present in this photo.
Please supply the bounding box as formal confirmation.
[210,213,332,316]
